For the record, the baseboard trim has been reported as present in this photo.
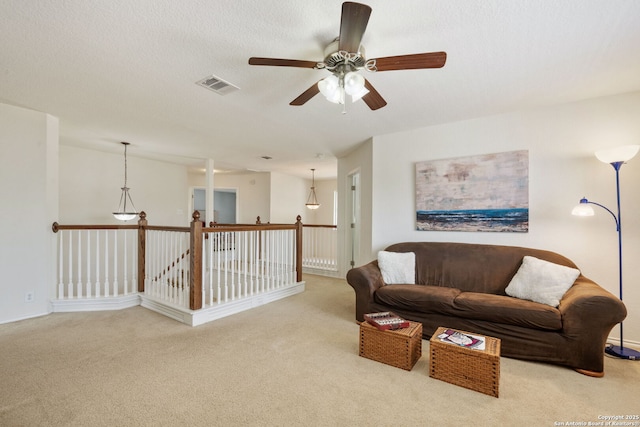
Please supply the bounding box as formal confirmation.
[302,267,341,278]
[140,281,306,326]
[51,294,141,312]
[605,336,640,350]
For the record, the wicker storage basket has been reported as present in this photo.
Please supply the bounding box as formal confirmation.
[429,326,501,397]
[359,320,422,370]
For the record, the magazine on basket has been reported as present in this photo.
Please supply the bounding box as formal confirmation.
[438,329,486,350]
[364,312,410,331]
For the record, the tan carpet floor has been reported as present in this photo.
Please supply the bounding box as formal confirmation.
[1,274,639,426]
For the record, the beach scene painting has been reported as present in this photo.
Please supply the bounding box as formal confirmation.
[416,150,529,232]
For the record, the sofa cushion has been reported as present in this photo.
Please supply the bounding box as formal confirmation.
[505,256,580,307]
[384,242,580,295]
[374,284,461,316]
[378,251,415,284]
[453,292,562,331]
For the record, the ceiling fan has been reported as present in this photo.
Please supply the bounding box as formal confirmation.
[248,1,447,111]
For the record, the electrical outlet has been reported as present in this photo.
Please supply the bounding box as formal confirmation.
[25,291,35,303]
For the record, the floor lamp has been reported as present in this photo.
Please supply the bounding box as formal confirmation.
[572,144,640,360]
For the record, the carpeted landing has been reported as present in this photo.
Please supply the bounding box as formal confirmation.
[1,274,638,426]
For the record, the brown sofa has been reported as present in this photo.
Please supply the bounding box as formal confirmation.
[346,242,626,376]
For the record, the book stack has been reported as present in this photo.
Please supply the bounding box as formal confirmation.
[437,328,485,350]
[364,312,410,331]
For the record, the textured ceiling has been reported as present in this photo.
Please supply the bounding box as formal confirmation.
[2,1,640,179]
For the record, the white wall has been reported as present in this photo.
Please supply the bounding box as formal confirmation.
[59,145,188,226]
[270,172,308,224]
[337,139,373,273]
[188,171,338,225]
[0,103,58,324]
[340,91,640,344]
[311,179,338,225]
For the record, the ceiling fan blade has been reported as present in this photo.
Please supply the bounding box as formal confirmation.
[249,57,318,69]
[290,82,321,106]
[362,79,387,110]
[370,52,447,72]
[338,2,372,53]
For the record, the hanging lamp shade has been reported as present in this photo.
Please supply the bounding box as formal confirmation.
[113,142,138,221]
[571,197,595,217]
[305,168,320,210]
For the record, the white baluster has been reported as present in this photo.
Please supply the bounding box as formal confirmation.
[182,232,188,306]
[290,229,296,282]
[113,230,118,297]
[223,232,229,302]
[171,232,177,303]
[95,231,100,297]
[243,231,248,297]
[86,231,91,298]
[229,232,235,300]
[160,231,163,297]
[249,231,255,296]
[153,231,158,297]
[216,231,222,303]
[259,230,265,292]
[76,231,82,298]
[147,231,153,296]
[208,231,213,305]
[123,229,128,295]
[58,232,64,299]
[132,229,138,294]
[165,232,170,302]
[67,231,73,298]
[268,230,273,290]
[273,230,278,289]
[104,229,109,297]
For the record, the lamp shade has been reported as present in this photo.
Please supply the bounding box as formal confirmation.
[318,75,339,99]
[594,145,640,164]
[343,71,365,95]
[571,202,595,217]
[113,212,138,221]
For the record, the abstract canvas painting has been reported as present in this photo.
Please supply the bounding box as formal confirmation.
[416,150,529,232]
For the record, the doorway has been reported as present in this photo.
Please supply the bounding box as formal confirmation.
[347,171,361,269]
[193,188,237,224]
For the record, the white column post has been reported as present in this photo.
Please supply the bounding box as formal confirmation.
[205,158,215,225]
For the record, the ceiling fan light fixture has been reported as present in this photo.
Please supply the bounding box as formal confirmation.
[249,2,445,112]
[330,88,345,104]
[344,71,365,95]
[350,85,369,102]
[318,75,344,103]
[318,75,338,96]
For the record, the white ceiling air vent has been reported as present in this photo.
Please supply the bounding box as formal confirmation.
[196,74,240,95]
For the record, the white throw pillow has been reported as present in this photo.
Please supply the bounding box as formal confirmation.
[505,256,580,307]
[378,251,416,285]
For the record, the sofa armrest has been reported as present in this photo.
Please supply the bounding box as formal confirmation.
[558,276,626,339]
[346,261,385,322]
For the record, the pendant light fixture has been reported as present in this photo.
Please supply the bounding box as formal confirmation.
[305,168,320,210]
[113,141,138,221]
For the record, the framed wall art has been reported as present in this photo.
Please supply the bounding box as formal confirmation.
[416,150,529,232]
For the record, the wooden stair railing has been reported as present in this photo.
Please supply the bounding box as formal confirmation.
[53,211,304,311]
